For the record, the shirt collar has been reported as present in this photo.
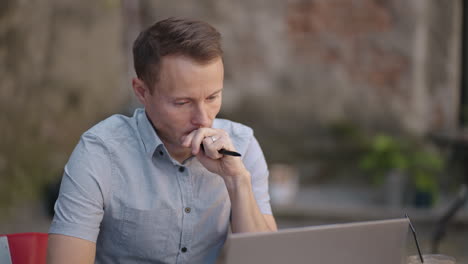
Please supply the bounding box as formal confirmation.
[135,108,164,156]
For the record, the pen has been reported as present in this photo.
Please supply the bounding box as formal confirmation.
[200,144,242,157]
[218,149,242,157]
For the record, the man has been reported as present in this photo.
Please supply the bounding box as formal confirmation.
[47,17,277,264]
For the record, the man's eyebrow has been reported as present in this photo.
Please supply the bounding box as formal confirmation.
[208,89,223,97]
[172,96,191,101]
[171,89,223,100]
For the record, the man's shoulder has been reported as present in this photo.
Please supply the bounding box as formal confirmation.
[213,119,254,155]
[84,112,137,142]
[213,118,253,138]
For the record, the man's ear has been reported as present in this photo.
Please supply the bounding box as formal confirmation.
[132,77,149,105]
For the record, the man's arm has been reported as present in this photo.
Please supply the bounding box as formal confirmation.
[48,133,109,262]
[182,128,278,233]
[225,171,278,233]
[263,214,277,231]
[47,234,96,264]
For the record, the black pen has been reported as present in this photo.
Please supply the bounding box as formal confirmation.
[200,144,242,157]
[218,149,241,157]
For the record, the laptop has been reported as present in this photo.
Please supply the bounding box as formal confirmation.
[217,218,409,264]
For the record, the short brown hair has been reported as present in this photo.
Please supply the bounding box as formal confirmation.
[133,17,223,90]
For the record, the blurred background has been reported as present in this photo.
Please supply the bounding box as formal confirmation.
[1,0,468,261]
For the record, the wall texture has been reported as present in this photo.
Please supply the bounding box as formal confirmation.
[0,0,128,209]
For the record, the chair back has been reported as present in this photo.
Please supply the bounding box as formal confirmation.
[0,233,48,264]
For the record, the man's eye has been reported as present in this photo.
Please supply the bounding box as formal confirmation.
[207,95,218,101]
[175,101,188,106]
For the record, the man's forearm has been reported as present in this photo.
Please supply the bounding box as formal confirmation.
[225,172,277,233]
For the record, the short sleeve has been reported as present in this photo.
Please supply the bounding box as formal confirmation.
[242,136,272,215]
[49,132,111,243]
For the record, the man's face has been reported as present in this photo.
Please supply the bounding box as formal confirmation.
[143,55,224,150]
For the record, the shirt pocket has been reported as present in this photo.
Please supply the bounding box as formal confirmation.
[117,204,175,260]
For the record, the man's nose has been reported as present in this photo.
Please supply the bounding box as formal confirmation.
[192,104,211,127]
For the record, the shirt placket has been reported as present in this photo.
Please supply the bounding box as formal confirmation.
[175,164,194,263]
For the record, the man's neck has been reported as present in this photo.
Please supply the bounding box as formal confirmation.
[164,142,192,164]
[144,111,192,163]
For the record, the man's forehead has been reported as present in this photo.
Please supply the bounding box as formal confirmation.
[159,54,223,71]
[160,87,223,99]
[154,55,223,94]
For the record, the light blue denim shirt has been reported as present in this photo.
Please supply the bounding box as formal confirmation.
[49,108,272,264]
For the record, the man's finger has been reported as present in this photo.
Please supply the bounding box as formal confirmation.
[191,128,217,154]
[181,130,196,147]
[201,137,223,159]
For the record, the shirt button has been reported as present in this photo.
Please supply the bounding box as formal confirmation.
[178,167,185,173]
[181,247,187,253]
[184,207,191,213]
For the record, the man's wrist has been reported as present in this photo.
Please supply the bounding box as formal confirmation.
[223,170,251,193]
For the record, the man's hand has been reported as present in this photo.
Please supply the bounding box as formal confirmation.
[181,128,248,182]
[182,127,277,233]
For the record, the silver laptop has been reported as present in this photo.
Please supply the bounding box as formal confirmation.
[217,218,409,264]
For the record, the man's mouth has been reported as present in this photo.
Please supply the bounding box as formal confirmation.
[184,128,197,135]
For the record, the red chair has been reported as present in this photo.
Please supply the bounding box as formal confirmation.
[0,233,48,264]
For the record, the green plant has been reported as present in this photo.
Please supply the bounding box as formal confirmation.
[359,134,444,206]
[359,134,409,185]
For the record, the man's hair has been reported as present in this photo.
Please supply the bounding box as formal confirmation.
[133,17,223,90]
